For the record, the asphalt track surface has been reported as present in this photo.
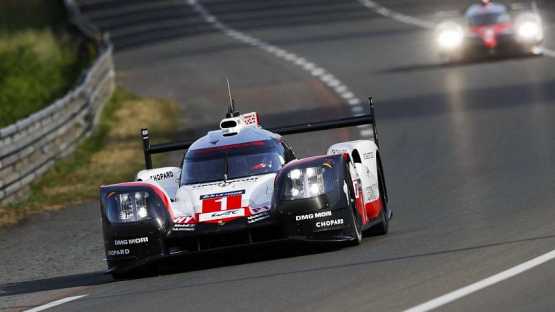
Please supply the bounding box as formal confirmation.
[2,0,555,311]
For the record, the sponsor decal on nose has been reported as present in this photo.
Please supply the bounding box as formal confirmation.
[114,237,149,246]
[198,208,246,222]
[315,219,344,228]
[150,171,174,181]
[295,210,332,221]
[107,249,130,256]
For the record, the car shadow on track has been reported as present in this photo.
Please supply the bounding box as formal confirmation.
[154,241,343,277]
[4,233,555,297]
[378,53,543,74]
[0,271,112,297]
[0,242,342,297]
[118,233,555,293]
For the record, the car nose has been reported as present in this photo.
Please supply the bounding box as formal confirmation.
[482,28,497,48]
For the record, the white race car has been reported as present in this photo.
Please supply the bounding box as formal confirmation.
[99,99,391,277]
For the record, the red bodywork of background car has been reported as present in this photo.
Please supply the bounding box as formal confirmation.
[470,22,513,48]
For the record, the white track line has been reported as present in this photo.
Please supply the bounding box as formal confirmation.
[24,295,88,312]
[358,0,555,58]
[357,0,434,29]
[404,250,555,312]
[187,0,372,138]
[542,47,555,58]
[359,0,555,309]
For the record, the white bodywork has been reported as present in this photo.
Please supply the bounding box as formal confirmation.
[136,167,181,200]
[328,140,381,206]
[136,167,275,224]
[135,113,381,225]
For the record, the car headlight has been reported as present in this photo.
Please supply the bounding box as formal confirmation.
[283,167,326,200]
[437,22,464,50]
[515,13,543,41]
[517,21,542,40]
[115,192,150,222]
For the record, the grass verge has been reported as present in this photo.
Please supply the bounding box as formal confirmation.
[0,31,90,127]
[0,88,180,227]
[0,0,93,128]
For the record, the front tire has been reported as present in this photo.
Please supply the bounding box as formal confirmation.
[371,204,389,236]
[346,181,363,245]
[348,202,363,245]
[343,171,362,246]
[369,157,389,236]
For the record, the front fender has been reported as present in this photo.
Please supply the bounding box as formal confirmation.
[99,182,173,271]
[272,154,355,240]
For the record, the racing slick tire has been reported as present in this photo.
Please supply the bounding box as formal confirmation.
[345,168,363,246]
[369,205,389,236]
[367,162,389,236]
[347,200,363,246]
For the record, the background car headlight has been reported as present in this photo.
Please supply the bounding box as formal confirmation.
[517,21,542,40]
[436,22,464,50]
[515,13,543,41]
[116,191,150,222]
[283,167,326,200]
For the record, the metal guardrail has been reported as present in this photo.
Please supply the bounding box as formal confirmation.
[0,0,115,204]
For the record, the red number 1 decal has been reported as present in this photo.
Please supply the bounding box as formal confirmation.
[202,194,242,213]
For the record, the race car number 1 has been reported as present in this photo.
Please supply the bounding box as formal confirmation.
[202,194,242,212]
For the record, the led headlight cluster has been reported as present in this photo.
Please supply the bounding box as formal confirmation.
[516,17,543,41]
[436,22,464,50]
[116,192,150,222]
[283,167,326,200]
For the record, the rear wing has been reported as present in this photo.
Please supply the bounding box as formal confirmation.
[141,97,381,170]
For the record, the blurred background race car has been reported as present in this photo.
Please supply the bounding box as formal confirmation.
[435,0,544,63]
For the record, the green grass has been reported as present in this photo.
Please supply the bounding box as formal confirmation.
[0,1,92,128]
[0,88,180,227]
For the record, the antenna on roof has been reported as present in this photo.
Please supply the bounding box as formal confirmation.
[226,78,240,118]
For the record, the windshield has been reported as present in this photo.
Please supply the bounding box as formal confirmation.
[468,12,510,26]
[181,140,285,185]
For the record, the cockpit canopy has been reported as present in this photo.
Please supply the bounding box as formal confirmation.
[181,139,287,185]
[468,11,510,26]
[465,3,510,26]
